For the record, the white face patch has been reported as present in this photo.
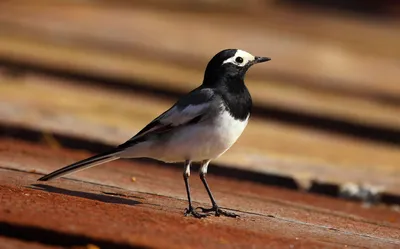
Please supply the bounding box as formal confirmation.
[222,50,255,67]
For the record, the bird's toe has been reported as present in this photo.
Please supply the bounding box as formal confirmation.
[184,207,211,218]
[195,206,239,218]
[216,208,239,218]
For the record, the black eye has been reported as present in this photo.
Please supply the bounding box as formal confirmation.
[235,57,244,63]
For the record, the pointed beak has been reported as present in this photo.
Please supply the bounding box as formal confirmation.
[254,56,271,63]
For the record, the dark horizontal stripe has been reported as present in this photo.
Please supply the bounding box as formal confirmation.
[0,221,149,249]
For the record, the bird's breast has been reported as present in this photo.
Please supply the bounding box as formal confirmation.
[183,110,249,161]
[214,110,249,148]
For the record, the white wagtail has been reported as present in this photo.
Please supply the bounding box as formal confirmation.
[38,49,270,218]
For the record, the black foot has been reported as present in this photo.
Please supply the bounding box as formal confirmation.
[184,207,210,218]
[196,206,239,218]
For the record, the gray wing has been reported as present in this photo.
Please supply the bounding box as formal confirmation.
[118,88,216,149]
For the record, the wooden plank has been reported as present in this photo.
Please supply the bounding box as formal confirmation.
[1,35,400,131]
[1,73,400,194]
[0,1,399,98]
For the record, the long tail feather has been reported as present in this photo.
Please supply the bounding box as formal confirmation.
[38,150,121,181]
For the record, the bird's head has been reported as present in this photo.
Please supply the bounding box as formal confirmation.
[203,49,270,85]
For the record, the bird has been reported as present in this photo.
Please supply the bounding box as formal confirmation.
[38,49,270,218]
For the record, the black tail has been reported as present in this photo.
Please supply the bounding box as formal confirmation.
[38,150,121,181]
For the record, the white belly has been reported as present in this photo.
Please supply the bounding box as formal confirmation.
[122,112,249,162]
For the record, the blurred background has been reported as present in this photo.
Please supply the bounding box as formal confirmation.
[1,0,400,203]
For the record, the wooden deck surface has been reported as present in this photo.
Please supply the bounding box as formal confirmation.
[0,0,399,196]
[1,2,400,248]
[1,138,399,249]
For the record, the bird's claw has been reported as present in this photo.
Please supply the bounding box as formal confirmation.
[195,206,239,218]
[184,207,211,218]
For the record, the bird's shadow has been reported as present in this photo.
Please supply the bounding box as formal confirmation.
[29,184,142,206]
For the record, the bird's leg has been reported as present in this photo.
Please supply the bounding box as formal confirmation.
[196,160,239,218]
[183,160,209,218]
